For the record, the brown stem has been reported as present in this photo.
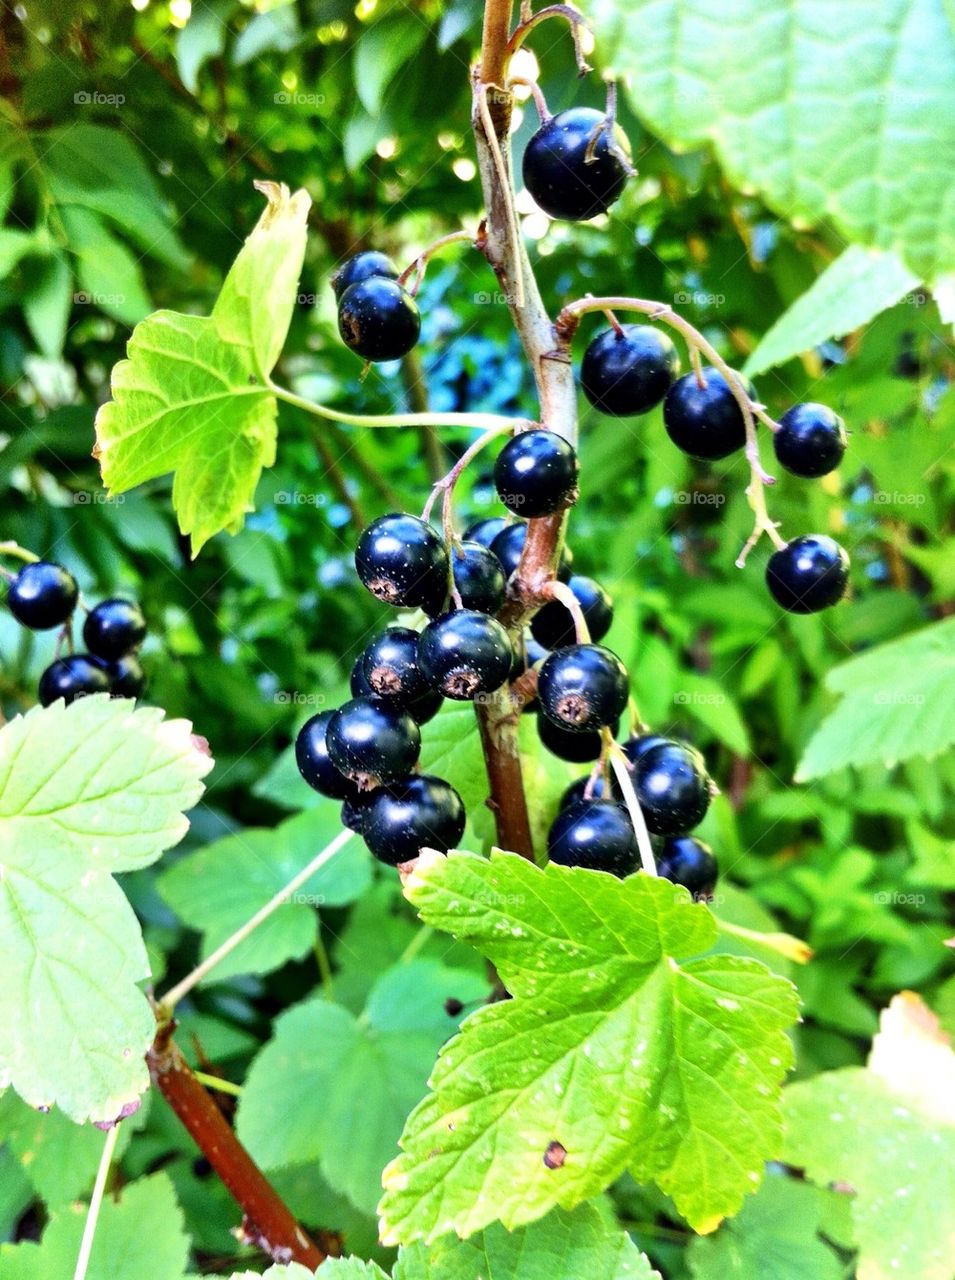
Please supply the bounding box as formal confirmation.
[147,1020,326,1269]
[313,431,366,530]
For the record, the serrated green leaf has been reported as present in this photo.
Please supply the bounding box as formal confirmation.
[596,0,955,282]
[237,959,489,1214]
[159,809,370,985]
[380,851,799,1243]
[94,182,310,553]
[224,1268,326,1280]
[0,697,212,1123]
[744,246,920,376]
[797,616,955,779]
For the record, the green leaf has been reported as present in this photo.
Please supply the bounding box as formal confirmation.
[744,245,920,377]
[686,1175,846,1279]
[0,1172,190,1280]
[596,0,955,282]
[233,6,301,65]
[22,250,71,357]
[0,227,35,279]
[379,851,799,1243]
[159,809,370,985]
[175,0,234,92]
[0,696,212,1123]
[60,206,151,325]
[797,616,955,779]
[0,1091,129,1207]
[224,1269,328,1280]
[94,182,311,553]
[354,17,429,115]
[237,959,490,1214]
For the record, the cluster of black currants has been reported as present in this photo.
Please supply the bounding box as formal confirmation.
[5,561,147,705]
[331,250,420,364]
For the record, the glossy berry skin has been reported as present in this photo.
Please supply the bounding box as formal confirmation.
[622,732,672,767]
[548,800,638,876]
[450,541,506,615]
[657,835,718,899]
[337,277,420,362]
[106,654,146,698]
[489,522,572,583]
[295,711,360,801]
[633,741,711,835]
[7,562,78,630]
[326,697,421,788]
[350,656,443,725]
[538,713,619,763]
[581,325,680,417]
[493,430,579,518]
[355,513,449,613]
[360,628,430,705]
[83,598,146,659]
[773,403,848,478]
[522,108,632,222]
[538,644,629,733]
[531,575,613,650]
[418,610,513,701]
[560,773,611,809]
[663,367,756,460]
[462,516,509,549]
[341,791,373,834]
[38,654,109,706]
[331,250,398,301]
[362,775,466,866]
[766,535,850,614]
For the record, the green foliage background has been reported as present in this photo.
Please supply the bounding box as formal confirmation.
[1,0,953,1276]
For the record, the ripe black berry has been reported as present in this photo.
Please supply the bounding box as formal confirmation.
[106,653,146,698]
[360,628,430,705]
[530,575,613,650]
[83,598,146,659]
[38,654,109,706]
[522,107,632,222]
[489,522,572,583]
[362,775,466,866]
[766,535,850,613]
[657,835,718,899]
[7,562,78,630]
[296,711,359,801]
[560,773,611,808]
[633,741,711,835]
[350,655,443,725]
[341,792,373,834]
[580,325,679,417]
[462,516,509,548]
[326,697,421,788]
[663,367,755,460]
[493,429,579,518]
[609,733,672,798]
[773,403,848,478]
[547,800,638,876]
[331,250,398,301]
[538,644,629,732]
[418,610,513,700]
[355,513,448,613]
[450,541,506,615]
[537,713,619,763]
[338,277,420,362]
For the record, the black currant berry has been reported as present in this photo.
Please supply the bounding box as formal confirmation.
[338,277,420,362]
[450,541,506,615]
[766,535,850,614]
[7,561,78,631]
[355,513,449,613]
[537,713,619,763]
[350,656,443,725]
[295,710,360,801]
[106,653,146,698]
[560,773,611,808]
[493,429,579,519]
[773,403,848,478]
[538,644,629,733]
[462,516,509,549]
[548,800,638,876]
[83,598,146,659]
[633,741,711,835]
[657,834,718,899]
[331,250,398,301]
[522,107,632,222]
[663,367,755,460]
[530,575,613,650]
[326,697,421,788]
[489,522,572,583]
[38,654,109,706]
[609,733,673,798]
[362,775,466,866]
[580,325,680,417]
[418,610,513,700]
[360,628,430,705]
[341,791,373,834]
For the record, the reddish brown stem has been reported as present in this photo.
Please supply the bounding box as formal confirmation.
[146,1021,326,1269]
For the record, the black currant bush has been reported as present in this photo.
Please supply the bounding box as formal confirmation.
[1,0,954,1278]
